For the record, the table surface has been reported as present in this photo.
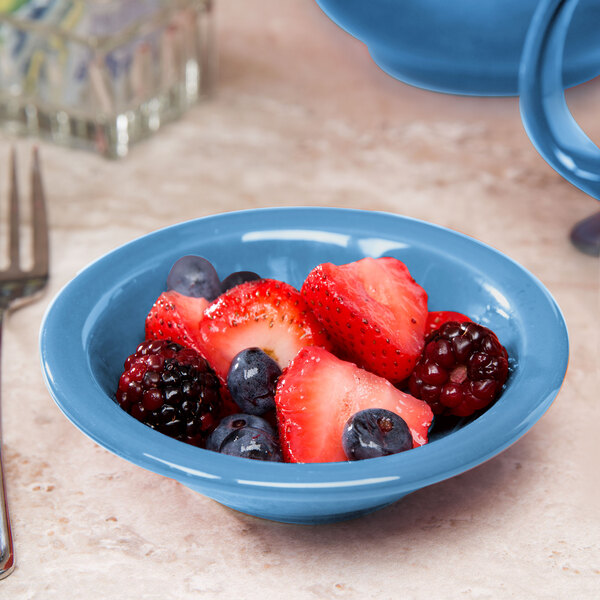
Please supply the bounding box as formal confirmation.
[1,1,599,598]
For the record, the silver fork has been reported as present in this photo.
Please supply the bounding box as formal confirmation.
[0,147,49,579]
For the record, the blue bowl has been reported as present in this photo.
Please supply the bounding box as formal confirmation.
[315,0,600,96]
[40,208,568,524]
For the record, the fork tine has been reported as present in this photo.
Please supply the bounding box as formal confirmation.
[30,147,49,277]
[8,147,20,272]
[0,147,50,579]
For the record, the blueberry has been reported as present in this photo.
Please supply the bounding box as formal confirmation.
[166,255,221,300]
[342,408,413,461]
[220,271,261,293]
[226,348,281,415]
[206,413,275,451]
[219,426,282,462]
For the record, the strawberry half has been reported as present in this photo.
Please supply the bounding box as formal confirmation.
[301,257,428,383]
[425,311,472,336]
[198,279,333,384]
[145,290,209,353]
[275,346,433,463]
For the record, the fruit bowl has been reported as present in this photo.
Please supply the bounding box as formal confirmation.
[39,207,568,524]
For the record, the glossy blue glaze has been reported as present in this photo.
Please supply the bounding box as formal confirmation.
[315,0,600,96]
[519,0,600,201]
[39,208,569,524]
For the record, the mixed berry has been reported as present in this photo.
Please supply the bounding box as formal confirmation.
[342,408,414,461]
[206,413,282,461]
[116,340,222,446]
[115,255,511,463]
[167,255,222,300]
[206,413,278,452]
[227,348,281,416]
[408,321,509,417]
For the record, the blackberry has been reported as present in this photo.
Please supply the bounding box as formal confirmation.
[116,339,223,446]
[408,321,509,417]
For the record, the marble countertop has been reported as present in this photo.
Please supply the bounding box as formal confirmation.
[1,1,599,598]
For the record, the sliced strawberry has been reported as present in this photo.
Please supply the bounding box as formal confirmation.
[198,279,333,384]
[301,257,428,383]
[145,290,209,353]
[275,346,433,463]
[425,311,472,336]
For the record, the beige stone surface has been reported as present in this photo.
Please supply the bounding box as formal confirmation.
[1,1,599,598]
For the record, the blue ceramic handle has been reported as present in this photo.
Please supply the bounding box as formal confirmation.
[519,0,600,200]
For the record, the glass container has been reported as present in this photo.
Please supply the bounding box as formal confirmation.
[0,0,215,157]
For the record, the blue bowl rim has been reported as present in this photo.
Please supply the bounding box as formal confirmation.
[39,207,569,497]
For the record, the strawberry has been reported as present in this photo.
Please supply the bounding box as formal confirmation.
[198,279,333,384]
[274,346,433,463]
[301,257,428,383]
[145,290,209,353]
[425,311,472,336]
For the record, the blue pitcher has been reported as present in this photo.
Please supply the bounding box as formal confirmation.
[520,0,600,255]
[315,0,600,95]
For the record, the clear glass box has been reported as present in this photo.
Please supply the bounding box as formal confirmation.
[0,0,215,158]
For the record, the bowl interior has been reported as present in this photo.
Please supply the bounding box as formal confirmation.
[40,208,568,493]
[89,219,518,406]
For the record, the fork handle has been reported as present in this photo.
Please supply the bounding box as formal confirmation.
[0,315,15,579]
